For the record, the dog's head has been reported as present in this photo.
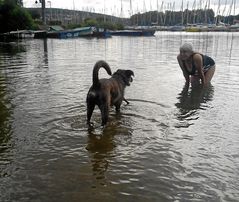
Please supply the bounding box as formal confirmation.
[113,69,134,86]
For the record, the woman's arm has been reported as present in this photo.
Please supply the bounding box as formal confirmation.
[193,54,205,85]
[177,54,190,84]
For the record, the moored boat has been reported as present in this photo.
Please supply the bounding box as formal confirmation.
[0,30,35,40]
[229,21,239,32]
[73,27,94,37]
[168,25,186,32]
[47,27,94,39]
[92,27,111,38]
[110,29,155,36]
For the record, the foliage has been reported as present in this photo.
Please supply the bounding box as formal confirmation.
[221,14,239,24]
[131,9,238,26]
[66,18,124,30]
[131,9,216,26]
[82,18,98,27]
[0,0,35,33]
[28,9,41,19]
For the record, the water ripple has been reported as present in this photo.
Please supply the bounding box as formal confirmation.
[1,35,239,201]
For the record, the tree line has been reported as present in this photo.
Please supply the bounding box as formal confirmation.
[130,9,239,26]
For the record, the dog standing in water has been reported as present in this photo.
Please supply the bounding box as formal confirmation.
[86,60,134,126]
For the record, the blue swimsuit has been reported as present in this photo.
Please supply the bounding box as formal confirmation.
[184,54,215,75]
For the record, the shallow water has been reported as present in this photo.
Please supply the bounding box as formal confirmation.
[0,32,239,201]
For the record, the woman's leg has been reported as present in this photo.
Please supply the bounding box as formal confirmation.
[205,66,215,83]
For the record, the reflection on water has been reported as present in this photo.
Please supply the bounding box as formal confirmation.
[0,58,13,178]
[87,134,111,184]
[0,42,26,55]
[86,127,117,186]
[86,121,133,187]
[176,83,214,113]
[0,32,239,201]
[175,83,214,128]
[0,89,12,142]
[43,39,48,66]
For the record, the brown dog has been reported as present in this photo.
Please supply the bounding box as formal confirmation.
[86,60,134,126]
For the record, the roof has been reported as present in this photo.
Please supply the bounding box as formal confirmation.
[49,26,64,31]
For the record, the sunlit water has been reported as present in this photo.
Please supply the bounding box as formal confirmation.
[0,32,239,201]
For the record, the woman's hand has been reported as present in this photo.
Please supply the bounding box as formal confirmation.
[177,54,190,83]
[193,54,205,85]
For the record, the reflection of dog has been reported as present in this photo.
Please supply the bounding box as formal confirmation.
[87,60,134,126]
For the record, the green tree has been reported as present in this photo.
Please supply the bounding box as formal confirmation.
[130,9,215,26]
[0,0,35,33]
[66,17,124,30]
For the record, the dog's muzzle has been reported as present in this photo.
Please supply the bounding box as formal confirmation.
[127,75,134,86]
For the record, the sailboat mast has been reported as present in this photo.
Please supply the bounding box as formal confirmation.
[157,0,159,24]
[204,0,208,24]
[215,0,221,24]
[186,1,189,25]
[150,0,152,25]
[143,0,146,25]
[130,0,133,17]
[160,1,164,25]
[120,0,123,18]
[104,0,106,22]
[233,0,236,16]
[172,2,175,25]
[227,0,234,23]
[181,0,184,25]
[208,0,211,20]
[72,0,75,10]
[192,0,196,24]
[72,0,76,24]
[163,2,167,26]
[222,0,228,17]
[168,2,172,26]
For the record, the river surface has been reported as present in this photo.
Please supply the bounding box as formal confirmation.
[0,32,239,202]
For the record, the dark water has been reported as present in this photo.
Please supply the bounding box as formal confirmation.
[0,32,239,201]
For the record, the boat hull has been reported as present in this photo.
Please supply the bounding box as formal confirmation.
[47,27,94,39]
[110,30,155,36]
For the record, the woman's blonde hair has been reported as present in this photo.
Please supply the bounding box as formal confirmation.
[180,43,194,52]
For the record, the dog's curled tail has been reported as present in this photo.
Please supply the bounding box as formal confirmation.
[93,60,112,87]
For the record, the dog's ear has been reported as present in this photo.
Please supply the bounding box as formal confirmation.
[126,70,134,77]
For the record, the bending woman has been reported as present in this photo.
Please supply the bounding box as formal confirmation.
[177,43,215,86]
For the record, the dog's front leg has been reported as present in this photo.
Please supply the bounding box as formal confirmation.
[123,98,129,105]
[115,100,123,112]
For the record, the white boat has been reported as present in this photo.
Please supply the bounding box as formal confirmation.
[9,30,35,39]
[230,22,239,31]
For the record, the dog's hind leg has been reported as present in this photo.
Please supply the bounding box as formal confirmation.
[99,104,109,126]
[87,103,95,125]
[115,100,123,113]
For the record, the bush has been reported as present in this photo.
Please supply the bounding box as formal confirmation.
[66,18,125,30]
[0,0,35,33]
[82,18,98,27]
